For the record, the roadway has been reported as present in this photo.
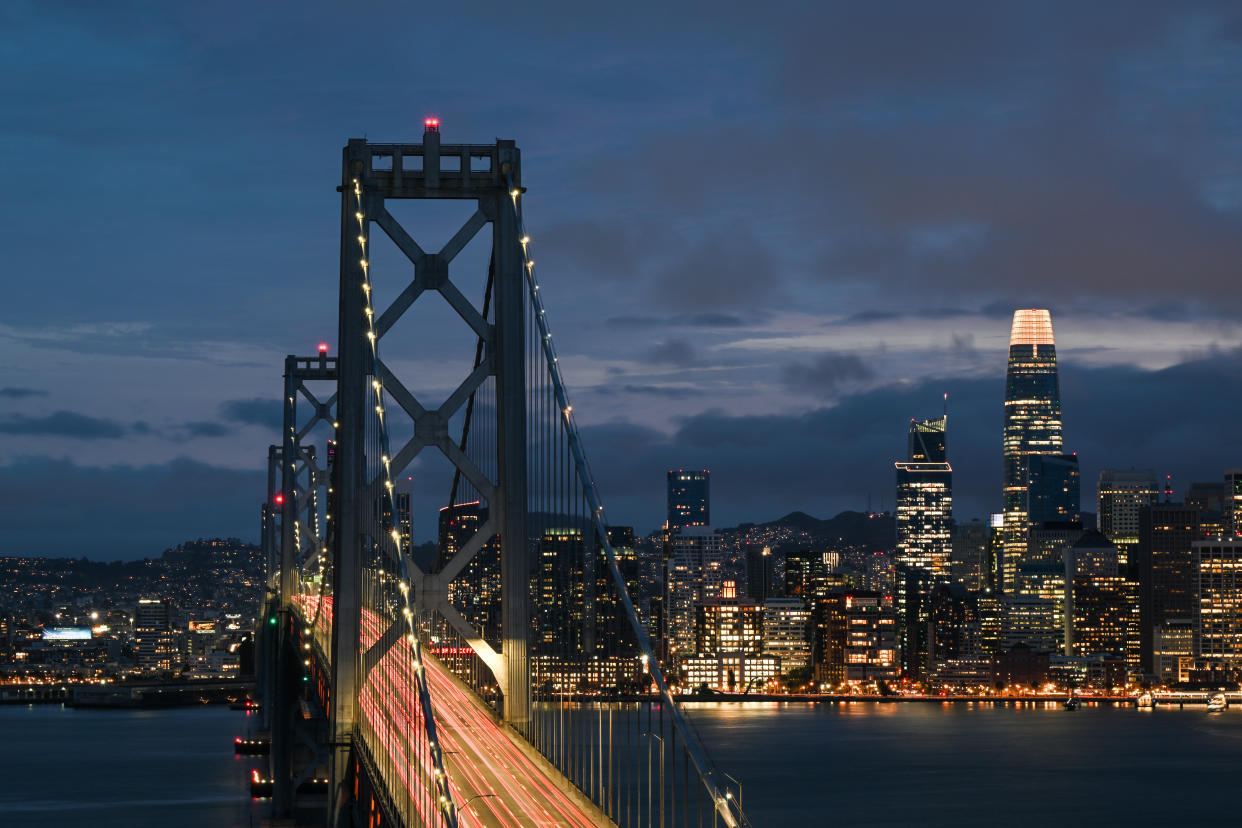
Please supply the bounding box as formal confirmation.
[293,595,609,828]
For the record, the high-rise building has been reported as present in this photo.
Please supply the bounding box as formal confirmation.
[745,544,774,603]
[681,581,781,692]
[535,527,589,656]
[1025,454,1080,527]
[1226,470,1242,537]
[134,598,177,672]
[762,598,812,673]
[1065,531,1127,660]
[1195,538,1242,665]
[812,591,898,687]
[667,470,709,528]
[951,518,990,591]
[439,502,502,646]
[593,526,638,660]
[664,525,724,660]
[1098,469,1159,565]
[895,413,952,577]
[1137,504,1203,674]
[1002,309,1063,587]
[1186,481,1226,513]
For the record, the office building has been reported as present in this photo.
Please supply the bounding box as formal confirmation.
[812,591,898,687]
[1227,470,1242,537]
[535,527,589,656]
[439,502,501,646]
[896,413,952,577]
[1065,531,1127,659]
[681,582,780,692]
[762,597,812,673]
[745,544,774,603]
[667,469,710,528]
[951,518,991,591]
[1002,309,1063,581]
[1025,454,1080,528]
[134,598,177,673]
[664,526,724,660]
[1186,482,1226,514]
[1098,469,1159,564]
[1196,538,1242,664]
[1138,504,1203,674]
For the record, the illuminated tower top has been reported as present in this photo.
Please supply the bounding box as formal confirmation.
[1009,309,1055,347]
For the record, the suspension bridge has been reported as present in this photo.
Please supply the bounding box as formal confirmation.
[251,123,751,828]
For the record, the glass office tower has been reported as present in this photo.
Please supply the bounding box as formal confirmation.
[667,469,710,528]
[896,414,952,577]
[1002,309,1063,590]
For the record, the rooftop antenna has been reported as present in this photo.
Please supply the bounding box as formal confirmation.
[1164,474,1173,503]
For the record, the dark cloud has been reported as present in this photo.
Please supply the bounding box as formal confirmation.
[607,313,749,329]
[221,398,282,430]
[182,421,230,438]
[653,231,782,311]
[581,347,1242,534]
[0,410,128,439]
[781,352,875,397]
[0,387,48,399]
[645,338,700,367]
[594,384,702,399]
[0,456,263,560]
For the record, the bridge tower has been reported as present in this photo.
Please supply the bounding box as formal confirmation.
[329,124,530,824]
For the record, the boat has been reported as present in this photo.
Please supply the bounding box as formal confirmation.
[1207,693,1227,713]
[1136,692,1154,709]
[1062,696,1079,710]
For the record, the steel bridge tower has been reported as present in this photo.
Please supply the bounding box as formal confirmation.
[330,124,531,824]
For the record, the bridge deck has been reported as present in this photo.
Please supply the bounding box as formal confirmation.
[296,596,611,828]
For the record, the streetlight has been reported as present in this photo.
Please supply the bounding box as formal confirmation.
[723,771,744,815]
[458,792,497,820]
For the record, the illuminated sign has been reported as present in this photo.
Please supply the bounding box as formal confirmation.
[189,621,217,633]
[43,627,92,641]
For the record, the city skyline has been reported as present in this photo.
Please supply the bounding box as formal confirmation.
[5,2,1242,559]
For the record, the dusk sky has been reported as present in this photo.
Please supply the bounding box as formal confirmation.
[3,1,1242,560]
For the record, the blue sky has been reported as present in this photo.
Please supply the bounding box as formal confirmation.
[3,1,1242,558]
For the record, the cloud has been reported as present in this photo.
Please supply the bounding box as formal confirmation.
[182,421,230,438]
[578,346,1242,535]
[0,410,128,439]
[0,456,264,560]
[781,352,875,397]
[221,398,282,430]
[653,231,782,311]
[0,387,48,399]
[645,338,701,367]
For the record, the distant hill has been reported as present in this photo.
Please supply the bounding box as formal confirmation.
[728,509,895,551]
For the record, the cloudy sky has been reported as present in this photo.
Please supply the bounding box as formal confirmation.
[3,1,1242,559]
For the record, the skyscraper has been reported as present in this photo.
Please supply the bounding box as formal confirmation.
[667,470,710,528]
[1098,469,1159,564]
[1226,469,1242,537]
[895,413,952,576]
[1002,309,1064,588]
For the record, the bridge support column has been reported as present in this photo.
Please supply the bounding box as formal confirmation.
[492,151,530,729]
[328,141,368,828]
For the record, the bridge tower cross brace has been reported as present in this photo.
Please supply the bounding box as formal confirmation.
[329,129,529,820]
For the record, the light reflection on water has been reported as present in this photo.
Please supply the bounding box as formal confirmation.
[682,701,1242,826]
[0,704,262,828]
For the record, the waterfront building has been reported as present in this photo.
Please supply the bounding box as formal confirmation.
[951,518,991,591]
[812,591,898,687]
[1137,504,1203,673]
[592,526,639,660]
[895,413,952,577]
[1001,593,1060,654]
[667,469,709,528]
[762,597,812,673]
[664,525,724,660]
[1002,309,1064,587]
[1196,538,1242,664]
[1153,619,1195,685]
[679,581,781,691]
[927,584,982,672]
[1098,469,1159,564]
[133,598,177,673]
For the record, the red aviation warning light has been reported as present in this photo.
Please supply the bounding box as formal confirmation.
[318,342,329,353]
[274,494,284,505]
[424,117,440,132]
